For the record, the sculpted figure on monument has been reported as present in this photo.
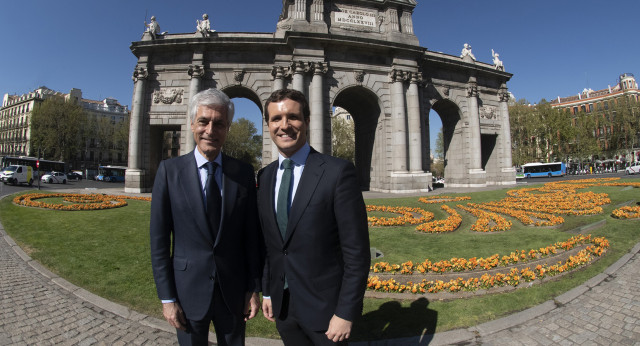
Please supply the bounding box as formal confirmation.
[460,43,476,61]
[279,0,291,21]
[492,49,504,71]
[145,16,161,40]
[196,14,213,37]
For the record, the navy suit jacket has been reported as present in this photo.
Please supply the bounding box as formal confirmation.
[257,148,370,331]
[150,151,262,321]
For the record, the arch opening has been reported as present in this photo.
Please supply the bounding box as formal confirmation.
[333,87,382,191]
[430,99,462,183]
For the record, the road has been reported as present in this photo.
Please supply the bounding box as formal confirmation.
[0,178,124,198]
[1,171,637,199]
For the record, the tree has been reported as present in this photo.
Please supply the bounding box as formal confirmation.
[434,128,444,159]
[431,128,445,177]
[331,115,355,164]
[223,118,262,171]
[30,97,87,163]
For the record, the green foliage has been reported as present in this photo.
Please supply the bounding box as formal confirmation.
[30,97,87,162]
[331,115,355,164]
[223,117,262,171]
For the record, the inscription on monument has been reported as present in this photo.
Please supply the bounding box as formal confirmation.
[335,8,377,28]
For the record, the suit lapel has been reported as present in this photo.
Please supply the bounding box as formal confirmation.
[219,155,238,246]
[284,151,324,245]
[177,152,213,244]
[260,161,281,241]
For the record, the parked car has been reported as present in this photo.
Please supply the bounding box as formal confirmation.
[41,171,68,184]
[67,172,83,181]
[625,163,640,175]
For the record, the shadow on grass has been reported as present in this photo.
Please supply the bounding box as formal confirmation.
[351,298,437,343]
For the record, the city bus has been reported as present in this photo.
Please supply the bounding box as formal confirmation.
[1,156,65,177]
[96,165,127,182]
[520,162,567,179]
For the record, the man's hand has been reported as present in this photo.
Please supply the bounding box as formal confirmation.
[262,297,275,321]
[162,302,187,331]
[325,315,352,342]
[244,292,260,321]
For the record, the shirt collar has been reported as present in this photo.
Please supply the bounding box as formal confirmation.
[194,149,222,168]
[279,142,310,168]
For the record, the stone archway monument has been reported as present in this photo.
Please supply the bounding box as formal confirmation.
[126,0,516,193]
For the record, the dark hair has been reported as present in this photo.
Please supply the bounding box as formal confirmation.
[263,89,310,124]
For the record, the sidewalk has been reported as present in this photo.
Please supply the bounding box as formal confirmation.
[1,186,639,345]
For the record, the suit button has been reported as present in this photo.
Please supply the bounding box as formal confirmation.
[283,249,288,255]
[209,275,214,280]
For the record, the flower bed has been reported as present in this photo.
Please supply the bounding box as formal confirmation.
[13,193,151,211]
[367,235,609,294]
[611,205,640,219]
[365,177,639,295]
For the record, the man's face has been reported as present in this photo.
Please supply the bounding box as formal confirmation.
[267,98,308,158]
[191,105,229,161]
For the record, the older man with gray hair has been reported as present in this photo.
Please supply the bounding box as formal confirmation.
[150,88,263,345]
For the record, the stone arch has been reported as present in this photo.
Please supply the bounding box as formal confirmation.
[126,0,515,193]
[332,86,383,190]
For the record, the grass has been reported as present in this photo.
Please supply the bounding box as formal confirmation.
[1,179,639,340]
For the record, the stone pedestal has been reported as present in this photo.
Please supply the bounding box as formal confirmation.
[125,169,150,193]
[371,172,432,193]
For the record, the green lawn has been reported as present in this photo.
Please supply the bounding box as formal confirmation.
[1,179,639,340]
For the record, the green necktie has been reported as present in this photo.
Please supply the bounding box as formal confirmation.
[276,159,293,240]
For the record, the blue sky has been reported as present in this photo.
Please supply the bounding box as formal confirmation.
[1,0,638,153]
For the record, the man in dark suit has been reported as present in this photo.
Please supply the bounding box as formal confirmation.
[150,88,262,346]
[258,89,370,345]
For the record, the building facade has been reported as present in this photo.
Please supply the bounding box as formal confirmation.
[0,87,130,173]
[550,73,640,166]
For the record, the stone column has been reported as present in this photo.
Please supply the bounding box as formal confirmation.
[125,64,148,193]
[270,66,287,162]
[291,61,307,92]
[499,85,513,169]
[467,76,483,171]
[407,72,423,173]
[312,0,324,22]
[310,62,327,153]
[185,64,204,155]
[390,69,408,173]
[294,0,306,20]
[129,66,147,170]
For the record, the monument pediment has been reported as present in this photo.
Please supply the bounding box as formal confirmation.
[277,0,419,45]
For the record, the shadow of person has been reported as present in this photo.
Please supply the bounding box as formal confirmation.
[351,298,438,344]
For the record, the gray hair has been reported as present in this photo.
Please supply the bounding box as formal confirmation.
[188,88,235,125]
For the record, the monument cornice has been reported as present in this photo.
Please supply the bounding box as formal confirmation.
[283,31,425,55]
[423,51,513,82]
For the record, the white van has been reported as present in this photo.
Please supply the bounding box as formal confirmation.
[0,165,34,186]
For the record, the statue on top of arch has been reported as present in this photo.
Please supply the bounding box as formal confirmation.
[196,14,214,37]
[492,49,504,71]
[460,43,476,62]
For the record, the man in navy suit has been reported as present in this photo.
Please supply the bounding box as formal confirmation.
[258,89,370,345]
[150,88,262,345]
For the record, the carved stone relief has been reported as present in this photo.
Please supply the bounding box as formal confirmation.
[479,105,499,120]
[153,88,184,105]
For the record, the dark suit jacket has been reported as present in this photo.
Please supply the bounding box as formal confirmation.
[150,151,262,321]
[257,148,370,331]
